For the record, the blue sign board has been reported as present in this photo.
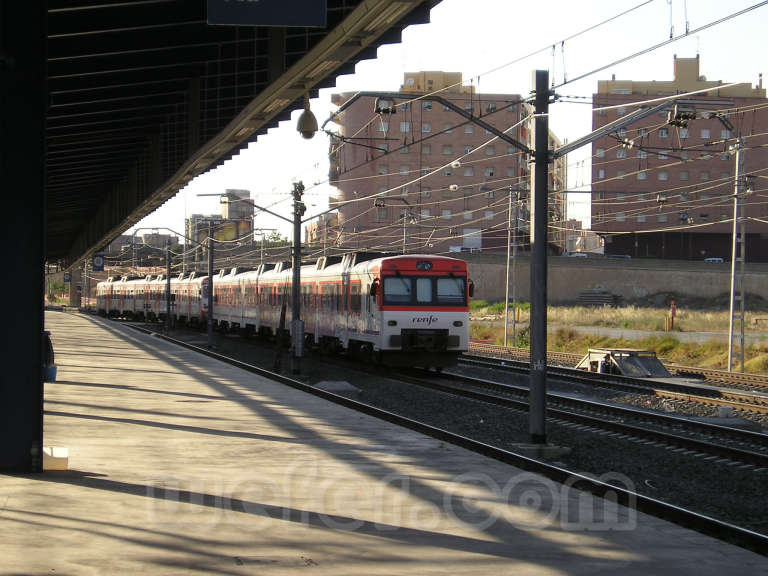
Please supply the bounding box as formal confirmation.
[92,254,105,272]
[207,0,327,27]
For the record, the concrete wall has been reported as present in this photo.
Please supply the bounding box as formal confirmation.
[463,254,768,304]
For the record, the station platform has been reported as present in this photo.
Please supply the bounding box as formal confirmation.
[2,310,765,574]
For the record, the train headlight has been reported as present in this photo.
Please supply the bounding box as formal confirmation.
[388,320,398,326]
[453,321,463,327]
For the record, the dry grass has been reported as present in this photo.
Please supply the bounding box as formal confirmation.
[470,303,768,333]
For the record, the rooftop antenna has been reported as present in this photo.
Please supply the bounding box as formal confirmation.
[684,0,689,34]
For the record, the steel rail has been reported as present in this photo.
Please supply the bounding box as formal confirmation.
[461,354,768,415]
[394,368,768,468]
[468,342,768,389]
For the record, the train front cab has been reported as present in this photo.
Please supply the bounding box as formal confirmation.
[374,256,471,368]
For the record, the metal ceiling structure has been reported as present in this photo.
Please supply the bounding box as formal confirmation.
[45,0,440,266]
[1,0,441,474]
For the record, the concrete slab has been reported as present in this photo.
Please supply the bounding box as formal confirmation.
[1,311,765,575]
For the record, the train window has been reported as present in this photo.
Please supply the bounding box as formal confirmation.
[383,277,412,304]
[416,278,432,303]
[437,278,466,305]
[350,283,361,313]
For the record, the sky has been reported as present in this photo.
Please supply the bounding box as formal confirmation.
[128,0,767,242]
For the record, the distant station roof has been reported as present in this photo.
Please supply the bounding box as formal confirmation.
[46,0,440,266]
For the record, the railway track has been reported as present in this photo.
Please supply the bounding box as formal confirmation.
[469,341,768,392]
[122,320,768,555]
[461,353,768,418]
[395,367,768,469]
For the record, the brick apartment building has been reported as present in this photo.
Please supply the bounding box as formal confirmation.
[591,56,768,260]
[320,71,567,254]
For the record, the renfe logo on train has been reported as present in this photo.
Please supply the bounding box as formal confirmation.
[412,315,439,326]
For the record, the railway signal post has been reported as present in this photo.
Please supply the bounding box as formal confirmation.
[291,181,306,374]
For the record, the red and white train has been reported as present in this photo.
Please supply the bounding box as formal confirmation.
[97,253,473,367]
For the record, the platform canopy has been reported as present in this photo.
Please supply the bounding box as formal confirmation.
[45,0,440,266]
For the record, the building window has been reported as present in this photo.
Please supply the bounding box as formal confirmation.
[485,145,496,156]
[463,145,473,155]
[617,106,627,116]
[658,171,668,181]
[617,192,626,200]
[422,123,432,133]
[637,215,646,223]
[421,188,431,198]
[700,171,709,181]
[399,165,409,175]
[616,212,626,222]
[617,128,627,138]
[507,167,516,177]
[596,148,605,158]
[507,146,515,155]
[720,153,730,161]
[421,166,431,176]
[720,172,730,181]
[443,166,453,177]
[441,209,451,220]
[421,143,431,154]
[463,167,474,177]
[421,208,431,218]
[637,171,647,180]
[679,127,689,139]
[484,189,494,199]
[638,150,648,159]
[721,129,731,139]
[484,210,494,220]
[443,123,454,133]
[484,167,495,177]
[464,124,474,134]
[699,213,709,221]
[659,150,669,159]
[616,170,626,179]
[375,207,388,222]
[402,102,410,111]
[659,127,669,138]
[464,211,473,220]
[680,150,689,160]
[377,165,388,175]
[485,102,497,113]
[721,213,729,221]
[657,214,668,222]
[442,144,453,155]
[399,121,411,133]
[422,101,432,111]
[701,128,711,139]
[597,169,606,180]
[401,186,410,196]
[616,149,627,159]
[639,128,648,137]
[377,121,389,132]
[400,144,409,154]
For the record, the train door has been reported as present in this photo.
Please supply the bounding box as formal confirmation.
[366,274,380,339]
[340,271,350,346]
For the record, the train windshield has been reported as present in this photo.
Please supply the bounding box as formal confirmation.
[383,276,466,306]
